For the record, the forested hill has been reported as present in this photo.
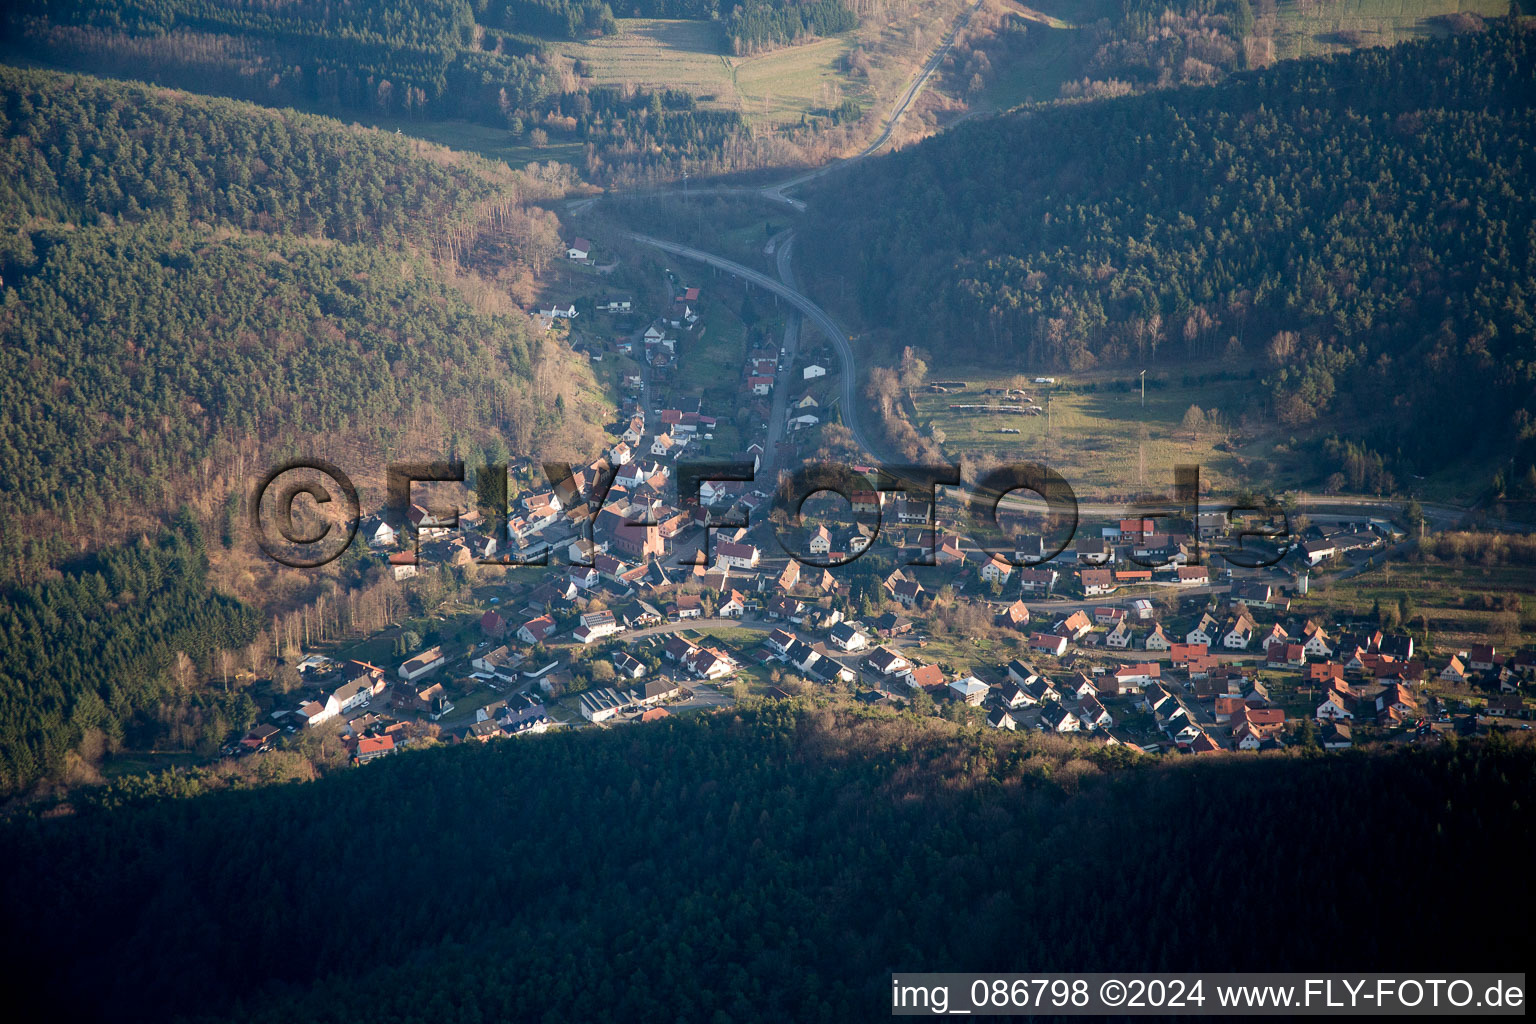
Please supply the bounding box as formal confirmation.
[0,515,258,796]
[1,707,1530,1021]
[0,64,522,246]
[800,23,1536,492]
[0,66,605,581]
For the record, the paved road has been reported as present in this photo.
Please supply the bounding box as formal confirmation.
[570,0,984,216]
[759,231,803,483]
[627,230,885,463]
[765,0,985,202]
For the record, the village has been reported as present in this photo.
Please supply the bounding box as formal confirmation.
[242,235,1536,766]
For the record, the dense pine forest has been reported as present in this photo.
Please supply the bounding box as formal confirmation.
[0,706,1528,1021]
[0,515,258,796]
[801,23,1536,492]
[0,67,603,582]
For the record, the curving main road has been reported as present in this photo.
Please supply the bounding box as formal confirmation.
[627,230,885,463]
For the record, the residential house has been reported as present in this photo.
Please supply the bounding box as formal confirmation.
[1005,660,1041,687]
[999,600,1031,630]
[1115,663,1161,688]
[714,540,760,570]
[1080,568,1116,597]
[949,675,989,706]
[518,615,557,645]
[829,623,868,652]
[355,734,397,763]
[612,651,648,679]
[1221,614,1256,650]
[1078,696,1113,730]
[1040,704,1081,733]
[1055,610,1093,639]
[1075,538,1112,565]
[980,554,1014,585]
[1186,613,1219,646]
[579,687,627,723]
[398,645,446,681]
[1029,633,1068,657]
[1320,720,1353,750]
[1017,567,1057,597]
[1316,687,1355,721]
[866,647,913,677]
[635,678,683,706]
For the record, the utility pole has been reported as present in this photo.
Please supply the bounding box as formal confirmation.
[1140,369,1146,408]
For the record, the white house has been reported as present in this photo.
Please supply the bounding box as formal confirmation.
[1040,704,1081,733]
[980,554,1014,585]
[1221,617,1255,650]
[803,364,827,380]
[987,708,1018,731]
[1186,613,1219,647]
[866,647,912,676]
[567,237,592,261]
[540,303,579,320]
[1315,688,1354,721]
[1303,539,1337,566]
[579,687,626,723]
[714,540,759,570]
[398,645,446,681]
[829,623,867,652]
[1302,629,1334,658]
[298,696,341,727]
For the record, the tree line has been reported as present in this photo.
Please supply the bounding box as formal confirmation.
[0,704,1528,1019]
[6,0,864,180]
[0,514,258,796]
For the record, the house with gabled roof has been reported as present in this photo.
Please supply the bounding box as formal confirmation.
[866,647,913,677]
[1078,695,1113,730]
[1055,610,1093,639]
[1029,632,1068,657]
[1221,614,1256,650]
[1041,704,1081,733]
[980,554,1014,585]
[1316,687,1355,721]
[829,623,868,652]
[518,615,557,645]
[998,600,1031,630]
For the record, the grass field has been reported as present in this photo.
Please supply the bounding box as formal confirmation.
[1290,560,1536,648]
[318,113,586,171]
[911,365,1304,500]
[1272,0,1515,60]
[977,0,1110,109]
[557,18,864,128]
